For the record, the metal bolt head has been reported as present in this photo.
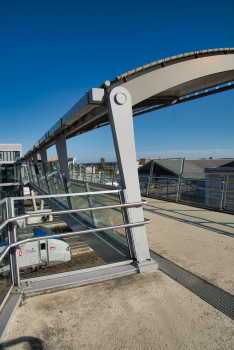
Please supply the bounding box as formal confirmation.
[115,93,127,105]
[102,80,111,88]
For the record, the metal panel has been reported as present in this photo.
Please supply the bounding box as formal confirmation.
[48,119,63,137]
[61,93,89,125]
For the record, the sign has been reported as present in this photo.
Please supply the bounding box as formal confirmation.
[15,219,25,228]
[19,251,22,257]
[50,247,56,250]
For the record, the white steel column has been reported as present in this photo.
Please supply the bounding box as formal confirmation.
[40,148,48,163]
[30,189,37,211]
[32,154,38,165]
[107,86,158,272]
[55,137,69,180]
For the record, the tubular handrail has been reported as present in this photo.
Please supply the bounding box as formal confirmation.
[0,219,150,263]
[11,189,120,201]
[0,200,148,233]
[139,175,234,184]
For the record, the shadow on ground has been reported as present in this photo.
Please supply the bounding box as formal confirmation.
[0,336,43,349]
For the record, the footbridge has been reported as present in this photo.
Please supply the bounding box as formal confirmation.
[0,48,234,340]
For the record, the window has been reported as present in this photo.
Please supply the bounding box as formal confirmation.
[40,243,46,250]
[13,151,20,161]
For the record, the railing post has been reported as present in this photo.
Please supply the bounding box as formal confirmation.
[7,198,20,286]
[85,182,98,227]
[42,162,51,194]
[30,189,37,211]
[176,157,185,202]
[63,178,74,210]
[107,86,158,272]
[221,173,228,210]
[147,160,154,197]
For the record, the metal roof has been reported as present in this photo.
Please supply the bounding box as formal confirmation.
[187,159,234,170]
[139,159,204,178]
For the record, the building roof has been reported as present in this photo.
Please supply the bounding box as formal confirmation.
[139,158,234,179]
[187,159,234,170]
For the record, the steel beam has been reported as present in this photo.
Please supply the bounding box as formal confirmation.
[107,86,158,272]
[39,148,48,163]
[32,154,38,165]
[55,137,70,180]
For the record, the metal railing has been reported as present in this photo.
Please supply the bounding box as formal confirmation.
[0,197,149,263]
[139,174,234,212]
[0,190,149,296]
[69,163,121,187]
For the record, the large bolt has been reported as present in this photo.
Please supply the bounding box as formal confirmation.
[115,93,127,105]
[102,80,110,88]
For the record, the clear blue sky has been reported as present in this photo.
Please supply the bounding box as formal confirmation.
[0,0,233,162]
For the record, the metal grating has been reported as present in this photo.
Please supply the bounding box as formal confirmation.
[150,250,234,320]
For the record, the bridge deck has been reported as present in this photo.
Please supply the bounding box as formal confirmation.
[143,197,234,295]
[2,198,234,349]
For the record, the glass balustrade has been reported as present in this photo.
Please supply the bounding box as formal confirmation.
[7,188,131,281]
[0,200,12,305]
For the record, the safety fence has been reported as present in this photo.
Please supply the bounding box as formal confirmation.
[139,172,234,212]
[69,163,121,187]
[0,190,149,311]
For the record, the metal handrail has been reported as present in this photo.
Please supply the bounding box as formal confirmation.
[139,178,234,186]
[11,189,120,201]
[139,175,234,184]
[69,178,121,190]
[0,200,147,232]
[0,219,150,263]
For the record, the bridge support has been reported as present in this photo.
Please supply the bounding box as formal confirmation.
[55,137,70,180]
[32,154,38,165]
[39,148,48,163]
[107,87,158,272]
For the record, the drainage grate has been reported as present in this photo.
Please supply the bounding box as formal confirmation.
[150,250,234,320]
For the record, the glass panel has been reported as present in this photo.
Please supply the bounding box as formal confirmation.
[49,162,68,207]
[0,185,22,201]
[0,164,20,183]
[13,181,130,281]
[0,201,12,304]
[44,162,57,194]
[180,186,222,207]
[224,174,234,211]
[21,166,29,184]
[0,252,12,304]
[68,180,92,225]
[0,201,7,243]
[140,182,148,196]
[149,181,179,199]
[37,164,49,193]
[13,151,20,161]
[30,165,39,186]
[87,183,127,247]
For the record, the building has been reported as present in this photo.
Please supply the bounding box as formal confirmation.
[0,143,22,200]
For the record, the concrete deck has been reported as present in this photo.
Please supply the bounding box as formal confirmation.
[2,199,234,349]
[143,198,234,295]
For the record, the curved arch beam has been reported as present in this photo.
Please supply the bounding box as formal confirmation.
[114,55,234,107]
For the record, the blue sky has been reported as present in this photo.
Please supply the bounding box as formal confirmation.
[0,0,233,162]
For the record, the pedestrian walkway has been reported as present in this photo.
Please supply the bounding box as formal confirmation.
[2,198,234,349]
[143,197,234,295]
